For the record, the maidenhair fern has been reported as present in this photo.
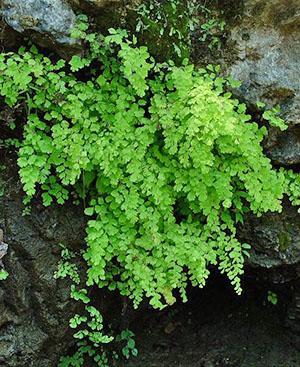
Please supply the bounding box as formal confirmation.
[0,17,298,313]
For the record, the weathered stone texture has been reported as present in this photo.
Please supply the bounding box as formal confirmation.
[0,157,86,367]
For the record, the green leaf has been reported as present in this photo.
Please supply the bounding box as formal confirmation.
[0,270,9,281]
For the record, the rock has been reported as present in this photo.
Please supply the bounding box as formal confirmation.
[0,0,78,57]
[0,0,140,56]
[0,156,86,367]
[0,229,8,267]
[68,0,139,34]
[0,18,21,49]
[239,202,300,277]
[264,125,300,166]
[238,202,300,342]
[220,2,300,335]
[286,283,300,344]
[69,0,122,11]
[226,0,300,166]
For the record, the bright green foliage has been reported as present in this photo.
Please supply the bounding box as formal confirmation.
[71,306,114,344]
[55,245,137,366]
[0,269,8,281]
[283,169,300,209]
[70,285,91,304]
[61,304,137,367]
[59,342,110,367]
[116,330,138,359]
[256,102,287,131]
[0,18,299,313]
[267,291,278,305]
[263,107,287,130]
[54,245,80,284]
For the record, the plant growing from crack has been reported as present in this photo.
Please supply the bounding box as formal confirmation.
[0,14,299,366]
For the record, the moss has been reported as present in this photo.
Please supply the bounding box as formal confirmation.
[252,1,266,18]
[262,87,295,104]
[205,0,244,26]
[134,0,191,63]
[278,231,292,252]
[70,0,135,33]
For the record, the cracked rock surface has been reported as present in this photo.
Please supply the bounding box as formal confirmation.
[0,156,86,367]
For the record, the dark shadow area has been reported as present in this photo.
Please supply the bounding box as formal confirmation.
[127,272,300,367]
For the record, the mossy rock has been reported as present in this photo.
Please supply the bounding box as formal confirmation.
[69,0,191,62]
[278,230,292,252]
[132,0,191,63]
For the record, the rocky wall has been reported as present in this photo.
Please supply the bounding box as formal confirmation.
[0,0,299,365]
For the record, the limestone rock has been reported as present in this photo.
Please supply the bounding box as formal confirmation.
[227,0,300,166]
[221,0,300,337]
[0,0,78,56]
[214,0,300,279]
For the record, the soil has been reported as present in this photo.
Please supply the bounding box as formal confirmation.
[127,274,300,367]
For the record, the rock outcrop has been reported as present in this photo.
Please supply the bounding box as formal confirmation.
[240,203,300,273]
[226,0,300,342]
[0,0,140,56]
[0,155,86,367]
[0,0,299,365]
[0,0,78,56]
[227,0,300,167]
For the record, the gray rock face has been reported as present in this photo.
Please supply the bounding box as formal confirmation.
[0,157,86,367]
[0,0,299,364]
[227,0,300,340]
[228,0,300,276]
[238,203,300,342]
[239,203,300,275]
[227,0,300,166]
[264,125,300,166]
[0,0,77,54]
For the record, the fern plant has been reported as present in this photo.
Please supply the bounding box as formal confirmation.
[0,270,8,281]
[0,16,298,311]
